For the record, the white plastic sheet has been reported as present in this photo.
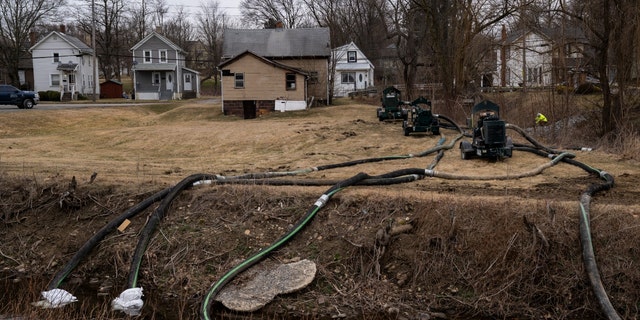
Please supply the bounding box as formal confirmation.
[112,287,144,316]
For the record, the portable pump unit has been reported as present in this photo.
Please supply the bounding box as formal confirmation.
[377,86,409,121]
[460,100,513,160]
[402,97,440,136]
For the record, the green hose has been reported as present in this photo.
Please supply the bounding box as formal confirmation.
[200,172,370,320]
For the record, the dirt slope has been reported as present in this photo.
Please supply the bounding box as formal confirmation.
[1,101,639,319]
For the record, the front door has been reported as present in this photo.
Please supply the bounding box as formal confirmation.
[184,74,192,91]
[166,72,174,91]
[242,100,256,119]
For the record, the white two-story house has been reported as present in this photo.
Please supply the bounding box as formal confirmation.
[332,41,375,97]
[29,28,99,100]
[130,30,200,100]
[495,28,554,88]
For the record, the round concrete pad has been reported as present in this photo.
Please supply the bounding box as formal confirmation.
[216,259,317,312]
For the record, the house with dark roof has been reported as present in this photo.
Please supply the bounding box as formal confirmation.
[219,27,330,118]
[130,31,200,100]
[29,29,99,100]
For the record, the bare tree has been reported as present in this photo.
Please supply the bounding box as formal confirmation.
[304,0,391,98]
[127,0,150,41]
[240,0,310,28]
[163,6,195,51]
[75,0,129,81]
[384,0,427,99]
[558,0,638,135]
[413,0,520,100]
[195,0,228,89]
[150,0,169,28]
[0,0,64,87]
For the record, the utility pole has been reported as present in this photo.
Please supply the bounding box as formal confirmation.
[92,0,97,101]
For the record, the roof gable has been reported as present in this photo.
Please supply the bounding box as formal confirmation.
[130,31,184,52]
[222,28,330,59]
[218,50,308,75]
[29,31,93,54]
[333,41,369,60]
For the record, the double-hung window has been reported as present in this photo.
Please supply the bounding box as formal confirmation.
[152,72,160,85]
[159,50,167,63]
[50,74,60,86]
[234,73,244,88]
[143,50,152,63]
[347,51,357,63]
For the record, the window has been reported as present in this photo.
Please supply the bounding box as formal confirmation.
[286,73,296,90]
[159,50,167,63]
[53,53,60,63]
[347,51,357,62]
[144,50,152,63]
[152,72,160,85]
[185,74,191,83]
[341,72,355,84]
[234,73,244,88]
[50,74,60,86]
[68,74,76,84]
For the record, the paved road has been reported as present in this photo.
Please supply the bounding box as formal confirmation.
[0,98,219,112]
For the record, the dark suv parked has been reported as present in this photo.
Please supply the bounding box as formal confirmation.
[0,84,40,109]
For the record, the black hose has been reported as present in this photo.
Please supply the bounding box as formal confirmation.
[126,173,216,288]
[436,114,464,134]
[514,145,620,319]
[46,187,172,290]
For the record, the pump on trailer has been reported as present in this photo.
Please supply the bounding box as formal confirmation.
[460,100,513,160]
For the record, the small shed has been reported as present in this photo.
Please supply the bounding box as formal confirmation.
[100,79,124,99]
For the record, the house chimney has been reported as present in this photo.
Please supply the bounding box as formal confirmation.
[60,24,66,33]
[275,21,284,29]
[30,31,37,46]
[155,26,162,34]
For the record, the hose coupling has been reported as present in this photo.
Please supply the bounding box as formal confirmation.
[424,169,435,177]
[314,194,330,208]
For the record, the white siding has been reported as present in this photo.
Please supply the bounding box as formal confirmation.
[332,42,375,97]
[495,32,553,88]
[31,32,99,96]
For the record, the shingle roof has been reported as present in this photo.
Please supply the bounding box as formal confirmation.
[59,33,93,54]
[218,50,308,75]
[130,31,184,53]
[222,28,331,59]
[29,31,93,55]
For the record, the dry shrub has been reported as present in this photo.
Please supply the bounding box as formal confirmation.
[599,125,640,160]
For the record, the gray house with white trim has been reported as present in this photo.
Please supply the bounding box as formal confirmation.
[130,31,200,100]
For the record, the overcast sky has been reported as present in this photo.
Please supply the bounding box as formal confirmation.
[166,0,242,22]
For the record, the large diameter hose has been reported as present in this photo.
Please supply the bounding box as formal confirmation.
[578,168,619,319]
[126,174,215,289]
[200,172,371,320]
[46,187,172,291]
[35,187,173,308]
[112,173,215,315]
[514,144,620,319]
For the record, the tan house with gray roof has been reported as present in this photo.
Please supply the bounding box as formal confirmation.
[219,27,330,118]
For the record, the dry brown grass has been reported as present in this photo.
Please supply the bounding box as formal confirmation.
[1,96,639,319]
